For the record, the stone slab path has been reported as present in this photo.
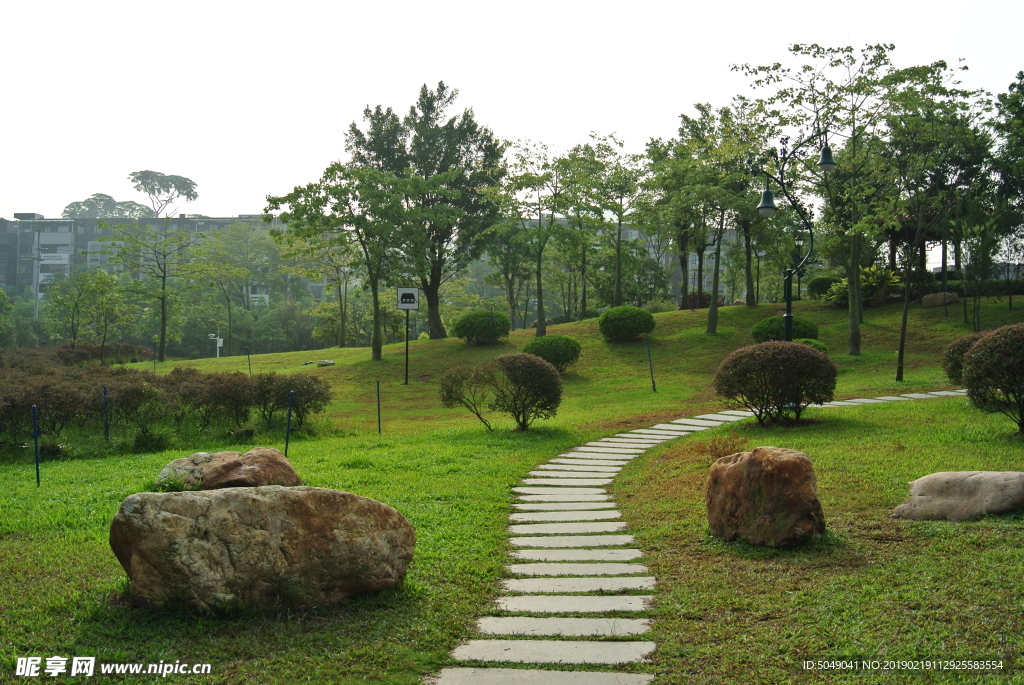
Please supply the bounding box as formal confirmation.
[429,388,968,684]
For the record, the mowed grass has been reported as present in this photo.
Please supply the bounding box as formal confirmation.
[614,399,1024,684]
[0,428,583,684]
[1,298,1022,683]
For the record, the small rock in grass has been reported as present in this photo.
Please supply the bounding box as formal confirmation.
[891,471,1024,521]
[157,447,300,490]
[705,446,825,548]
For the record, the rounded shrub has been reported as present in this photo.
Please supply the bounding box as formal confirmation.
[795,338,829,355]
[751,315,819,343]
[942,332,985,385]
[453,310,512,345]
[962,323,1024,434]
[713,341,837,426]
[491,353,563,431]
[598,306,655,342]
[687,291,711,309]
[522,335,582,373]
[807,275,843,299]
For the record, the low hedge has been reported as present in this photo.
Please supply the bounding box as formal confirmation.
[453,310,511,345]
[751,315,819,342]
[522,335,582,373]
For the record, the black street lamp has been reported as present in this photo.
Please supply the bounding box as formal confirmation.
[755,131,836,340]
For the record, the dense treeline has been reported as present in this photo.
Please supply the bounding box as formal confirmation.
[2,46,1021,368]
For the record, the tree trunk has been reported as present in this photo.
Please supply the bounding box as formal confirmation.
[847,233,862,356]
[227,300,233,356]
[337,282,346,347]
[676,231,689,310]
[535,246,546,337]
[742,221,755,306]
[706,221,724,335]
[422,272,447,339]
[895,245,913,381]
[695,247,706,309]
[579,243,588,321]
[158,273,168,362]
[613,212,623,307]
[370,280,382,361]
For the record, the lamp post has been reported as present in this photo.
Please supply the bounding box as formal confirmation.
[755,131,836,341]
[794,234,805,300]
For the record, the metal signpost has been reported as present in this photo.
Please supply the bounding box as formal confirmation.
[396,288,419,385]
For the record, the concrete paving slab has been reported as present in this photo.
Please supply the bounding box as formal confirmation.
[515,494,610,502]
[615,433,671,440]
[928,390,964,396]
[510,510,621,522]
[652,423,707,431]
[513,487,606,495]
[536,464,621,473]
[476,617,651,636]
[431,667,654,685]
[513,502,619,511]
[589,439,659,445]
[627,429,689,437]
[508,522,627,535]
[846,398,887,403]
[501,576,654,593]
[521,478,614,486]
[511,548,644,561]
[527,471,620,479]
[496,595,652,612]
[505,563,648,576]
[694,413,748,422]
[510,535,634,547]
[875,396,912,401]
[901,393,941,399]
[550,458,628,467]
[669,418,725,427]
[571,446,646,454]
[451,639,656,664]
[820,401,858,406]
[559,452,637,460]
[717,410,756,416]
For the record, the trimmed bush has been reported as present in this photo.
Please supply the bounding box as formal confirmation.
[598,306,655,342]
[491,354,563,431]
[453,310,511,345]
[807,275,843,299]
[942,333,985,385]
[439,353,562,431]
[522,335,582,373]
[714,341,838,426]
[751,315,819,343]
[687,291,711,309]
[795,338,829,355]
[962,323,1024,434]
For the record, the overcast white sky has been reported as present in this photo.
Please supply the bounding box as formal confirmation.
[1,0,1019,224]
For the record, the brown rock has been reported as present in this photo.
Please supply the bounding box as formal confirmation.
[157,447,300,489]
[891,471,1024,521]
[921,291,959,307]
[109,486,416,611]
[705,446,825,547]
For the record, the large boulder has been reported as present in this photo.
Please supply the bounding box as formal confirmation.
[109,486,415,611]
[156,447,300,490]
[706,446,825,547]
[891,471,1024,521]
[921,291,959,307]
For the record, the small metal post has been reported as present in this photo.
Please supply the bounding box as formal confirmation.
[646,335,657,392]
[152,344,157,373]
[404,310,410,385]
[32,405,40,486]
[376,380,382,435]
[102,386,110,442]
[284,390,295,457]
[783,268,794,341]
[246,346,252,376]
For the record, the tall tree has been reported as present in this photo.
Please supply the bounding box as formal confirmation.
[128,170,198,217]
[267,165,453,361]
[97,219,204,361]
[589,135,644,307]
[80,271,130,364]
[62,193,154,219]
[346,82,506,339]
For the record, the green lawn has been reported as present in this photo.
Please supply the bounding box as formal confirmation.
[1,298,1022,683]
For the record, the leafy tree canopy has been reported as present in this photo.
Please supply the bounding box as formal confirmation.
[128,170,199,217]
[62,193,154,219]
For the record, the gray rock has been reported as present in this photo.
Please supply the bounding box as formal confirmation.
[156,447,300,490]
[109,486,415,611]
[891,471,1024,521]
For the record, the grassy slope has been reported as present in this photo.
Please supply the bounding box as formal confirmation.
[1,299,1022,684]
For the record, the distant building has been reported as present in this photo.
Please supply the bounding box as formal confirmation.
[0,213,288,305]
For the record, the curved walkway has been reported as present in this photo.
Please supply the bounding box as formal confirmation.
[429,389,968,684]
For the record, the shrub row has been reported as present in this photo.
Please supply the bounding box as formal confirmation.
[751,315,819,343]
[0,364,331,450]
